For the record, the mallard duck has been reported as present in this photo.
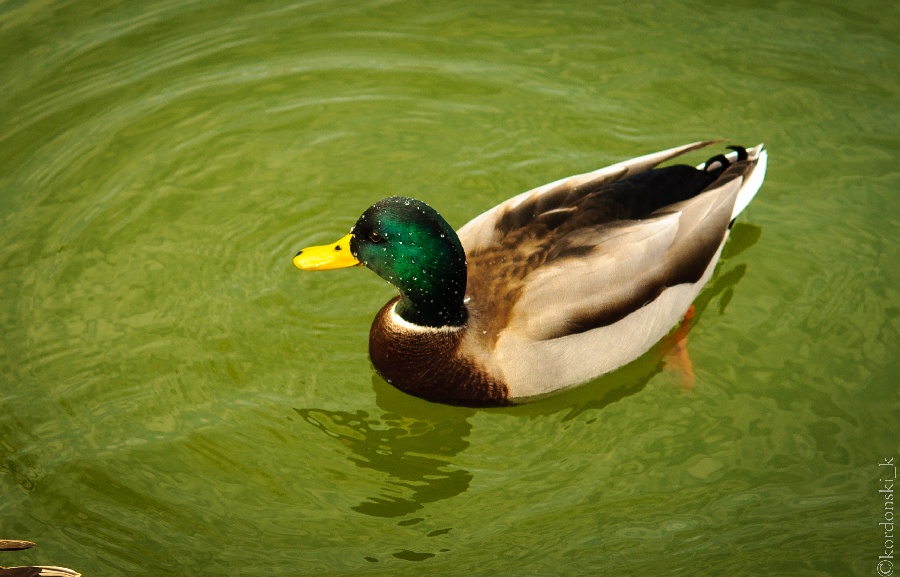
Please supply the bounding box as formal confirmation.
[0,540,80,577]
[294,141,767,407]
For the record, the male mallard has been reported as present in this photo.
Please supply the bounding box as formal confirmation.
[294,141,767,407]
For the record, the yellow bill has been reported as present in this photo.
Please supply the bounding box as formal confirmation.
[293,232,360,270]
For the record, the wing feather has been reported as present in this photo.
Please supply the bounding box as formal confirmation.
[457,140,719,252]
[507,172,744,341]
[506,212,681,340]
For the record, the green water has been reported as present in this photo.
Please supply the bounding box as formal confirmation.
[1,1,897,575]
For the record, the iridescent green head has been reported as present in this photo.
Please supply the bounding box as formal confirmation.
[294,196,468,328]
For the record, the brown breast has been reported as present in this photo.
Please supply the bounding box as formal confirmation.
[367,297,510,407]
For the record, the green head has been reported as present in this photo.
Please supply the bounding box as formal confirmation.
[294,196,468,328]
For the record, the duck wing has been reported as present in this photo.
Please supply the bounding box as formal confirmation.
[457,140,720,252]
[459,143,766,396]
[0,568,81,577]
[506,170,747,341]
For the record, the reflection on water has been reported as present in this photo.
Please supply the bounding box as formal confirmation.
[296,378,475,519]
[293,223,762,525]
[0,0,892,571]
[703,222,762,316]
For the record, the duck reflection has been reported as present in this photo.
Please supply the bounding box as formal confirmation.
[296,224,761,516]
[296,381,475,518]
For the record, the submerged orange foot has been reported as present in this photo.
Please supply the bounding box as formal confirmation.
[663,305,696,390]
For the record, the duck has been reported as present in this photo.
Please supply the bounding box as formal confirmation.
[293,141,767,407]
[0,540,80,577]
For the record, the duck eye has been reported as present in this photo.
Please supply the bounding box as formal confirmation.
[368,231,384,243]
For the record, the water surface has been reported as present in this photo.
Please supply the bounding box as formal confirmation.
[1,1,897,575]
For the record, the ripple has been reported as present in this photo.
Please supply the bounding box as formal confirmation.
[0,1,895,575]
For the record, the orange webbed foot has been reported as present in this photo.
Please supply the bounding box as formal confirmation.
[662,305,696,390]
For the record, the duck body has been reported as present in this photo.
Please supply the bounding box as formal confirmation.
[0,540,81,577]
[295,141,767,407]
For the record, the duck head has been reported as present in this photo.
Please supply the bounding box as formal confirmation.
[294,196,468,328]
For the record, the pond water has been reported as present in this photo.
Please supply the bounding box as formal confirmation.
[1,1,896,575]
